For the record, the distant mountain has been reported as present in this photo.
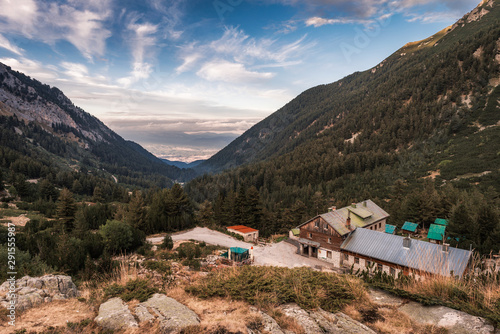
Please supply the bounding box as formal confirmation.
[0,62,196,188]
[161,159,205,169]
[190,0,500,208]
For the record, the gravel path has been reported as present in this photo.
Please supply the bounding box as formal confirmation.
[147,227,333,269]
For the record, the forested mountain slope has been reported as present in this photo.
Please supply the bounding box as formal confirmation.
[199,0,500,174]
[0,62,195,189]
[188,0,500,245]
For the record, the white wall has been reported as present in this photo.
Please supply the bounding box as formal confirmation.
[318,248,341,267]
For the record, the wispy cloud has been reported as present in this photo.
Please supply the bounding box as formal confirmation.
[0,0,112,59]
[197,60,275,83]
[305,16,374,27]
[0,34,24,55]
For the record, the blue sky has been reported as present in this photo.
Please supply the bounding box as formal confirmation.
[0,0,481,162]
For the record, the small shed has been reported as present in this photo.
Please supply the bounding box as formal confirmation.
[434,218,448,226]
[385,224,397,235]
[428,224,446,244]
[402,221,419,235]
[225,247,250,262]
[227,225,259,242]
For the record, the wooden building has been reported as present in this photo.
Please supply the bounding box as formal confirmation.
[296,200,389,267]
[226,225,259,242]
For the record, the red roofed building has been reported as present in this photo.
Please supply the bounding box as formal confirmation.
[226,225,259,242]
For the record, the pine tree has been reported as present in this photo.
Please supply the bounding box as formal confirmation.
[57,188,76,222]
[126,191,147,230]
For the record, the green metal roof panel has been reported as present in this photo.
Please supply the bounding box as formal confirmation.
[402,221,418,232]
[230,247,249,254]
[428,224,446,241]
[434,218,448,226]
[348,206,373,219]
[385,224,396,234]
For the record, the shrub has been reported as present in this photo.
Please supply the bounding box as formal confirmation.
[143,260,171,275]
[162,234,173,250]
[104,279,158,302]
[99,220,134,254]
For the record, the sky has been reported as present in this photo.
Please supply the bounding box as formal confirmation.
[0,0,481,162]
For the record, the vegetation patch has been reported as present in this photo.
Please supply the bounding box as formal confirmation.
[104,278,158,302]
[186,266,356,312]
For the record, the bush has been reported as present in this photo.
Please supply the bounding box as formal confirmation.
[104,279,158,302]
[99,220,134,254]
[162,234,173,250]
[143,260,171,275]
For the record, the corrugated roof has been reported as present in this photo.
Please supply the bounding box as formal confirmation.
[300,200,389,236]
[402,221,418,232]
[298,238,321,247]
[229,247,249,254]
[434,218,449,226]
[385,224,396,234]
[428,224,446,241]
[227,225,258,234]
[341,228,472,277]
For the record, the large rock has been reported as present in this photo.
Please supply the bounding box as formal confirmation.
[249,307,284,334]
[94,297,138,330]
[135,293,200,333]
[399,301,495,334]
[280,304,322,333]
[0,275,78,311]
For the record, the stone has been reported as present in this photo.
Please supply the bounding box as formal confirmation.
[309,309,376,334]
[398,301,495,334]
[248,307,284,334]
[0,275,79,311]
[279,304,321,334]
[94,297,138,330]
[368,288,405,307]
[135,293,200,333]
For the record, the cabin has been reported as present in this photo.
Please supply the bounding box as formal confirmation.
[295,200,389,267]
[401,221,419,236]
[385,224,397,235]
[341,228,472,278]
[227,225,259,242]
[428,224,446,244]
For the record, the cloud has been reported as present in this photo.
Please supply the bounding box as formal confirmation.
[305,16,374,27]
[0,34,24,55]
[0,57,59,81]
[197,60,275,83]
[0,0,112,60]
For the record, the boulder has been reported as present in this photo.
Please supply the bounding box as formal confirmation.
[0,275,78,311]
[310,309,376,334]
[135,293,200,333]
[399,301,495,334]
[94,297,138,330]
[279,304,322,334]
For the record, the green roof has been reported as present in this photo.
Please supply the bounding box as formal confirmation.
[230,247,249,254]
[428,224,446,241]
[291,228,300,236]
[385,224,396,234]
[434,218,448,226]
[402,221,418,232]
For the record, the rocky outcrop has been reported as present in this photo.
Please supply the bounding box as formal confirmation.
[94,297,138,330]
[370,289,496,334]
[134,293,200,333]
[0,275,78,311]
[276,303,375,334]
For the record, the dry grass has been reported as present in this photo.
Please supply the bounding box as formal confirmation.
[167,282,262,333]
[0,299,94,334]
[372,307,448,334]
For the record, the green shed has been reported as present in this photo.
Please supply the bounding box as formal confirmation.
[385,224,396,234]
[434,218,448,226]
[428,224,446,243]
[402,221,418,233]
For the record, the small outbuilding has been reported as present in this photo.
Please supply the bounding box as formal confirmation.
[428,224,446,244]
[222,247,250,262]
[401,221,419,235]
[434,218,448,226]
[385,224,397,235]
[227,225,259,242]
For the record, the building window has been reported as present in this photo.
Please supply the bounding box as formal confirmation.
[327,251,332,259]
[328,237,332,243]
[366,260,371,268]
[343,253,349,261]
[390,268,396,276]
[315,221,319,228]
[377,264,383,271]
[308,233,312,238]
[379,223,382,229]
[354,257,359,264]
[324,223,328,230]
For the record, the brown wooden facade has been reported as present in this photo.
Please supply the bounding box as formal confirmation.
[299,217,345,251]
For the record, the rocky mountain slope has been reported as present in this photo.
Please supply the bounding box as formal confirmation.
[0,63,196,187]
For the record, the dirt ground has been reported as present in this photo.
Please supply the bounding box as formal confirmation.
[0,299,95,334]
[1,214,30,227]
[148,227,334,270]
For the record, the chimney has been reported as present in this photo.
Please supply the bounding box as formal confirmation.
[442,243,450,253]
[403,236,411,249]
[328,206,336,212]
[363,201,367,207]
[351,203,357,208]
[346,210,351,229]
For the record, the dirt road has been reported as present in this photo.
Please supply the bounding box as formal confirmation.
[147,227,333,269]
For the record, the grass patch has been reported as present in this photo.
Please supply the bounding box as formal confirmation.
[143,260,171,275]
[104,278,159,302]
[0,208,26,218]
[186,266,356,312]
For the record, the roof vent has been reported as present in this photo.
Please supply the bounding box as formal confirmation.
[351,203,357,208]
[442,243,450,253]
[403,236,411,249]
